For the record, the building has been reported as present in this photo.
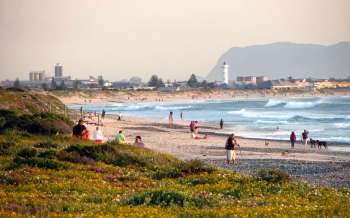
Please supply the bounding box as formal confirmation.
[336,81,350,88]
[272,79,311,90]
[222,62,229,84]
[54,63,63,78]
[256,76,268,83]
[29,71,45,81]
[236,76,257,84]
[312,80,350,89]
[313,80,336,89]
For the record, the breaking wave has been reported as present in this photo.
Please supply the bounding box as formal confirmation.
[264,99,285,107]
[283,100,323,109]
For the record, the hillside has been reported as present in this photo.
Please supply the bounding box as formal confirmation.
[0,88,66,115]
[207,42,350,81]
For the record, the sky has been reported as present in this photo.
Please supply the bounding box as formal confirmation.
[0,0,349,82]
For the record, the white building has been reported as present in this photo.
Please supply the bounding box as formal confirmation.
[222,62,229,84]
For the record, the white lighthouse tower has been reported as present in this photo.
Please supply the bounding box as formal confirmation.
[223,62,229,84]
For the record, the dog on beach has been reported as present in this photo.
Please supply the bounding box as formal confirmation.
[317,140,328,149]
[309,138,317,148]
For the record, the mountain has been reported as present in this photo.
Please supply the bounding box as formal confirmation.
[206,42,350,81]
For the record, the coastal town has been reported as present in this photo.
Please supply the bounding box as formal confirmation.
[1,62,350,92]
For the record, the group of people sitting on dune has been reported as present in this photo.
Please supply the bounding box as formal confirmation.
[72,119,144,147]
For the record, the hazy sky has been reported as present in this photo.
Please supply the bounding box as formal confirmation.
[0,0,349,81]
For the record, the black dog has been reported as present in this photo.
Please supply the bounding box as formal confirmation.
[317,140,327,149]
[309,138,317,148]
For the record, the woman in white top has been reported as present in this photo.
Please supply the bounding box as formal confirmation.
[92,126,104,143]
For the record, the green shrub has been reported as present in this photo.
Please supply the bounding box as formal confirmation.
[4,129,25,145]
[179,160,215,174]
[12,156,64,170]
[0,172,16,185]
[152,167,182,180]
[33,141,59,149]
[0,110,72,135]
[152,160,215,180]
[0,141,12,155]
[10,148,65,170]
[56,150,96,165]
[37,150,56,159]
[222,189,242,199]
[63,144,151,168]
[179,177,218,186]
[126,190,215,208]
[256,168,291,183]
[17,148,37,158]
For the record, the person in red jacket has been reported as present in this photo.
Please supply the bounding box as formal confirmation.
[290,131,296,149]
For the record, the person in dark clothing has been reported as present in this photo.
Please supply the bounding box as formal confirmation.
[101,109,106,119]
[72,119,87,138]
[290,131,296,148]
[225,134,239,164]
[220,119,224,129]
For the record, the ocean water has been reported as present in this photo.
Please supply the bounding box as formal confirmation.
[68,96,350,144]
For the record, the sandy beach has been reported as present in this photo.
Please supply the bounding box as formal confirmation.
[76,112,350,188]
[55,89,350,105]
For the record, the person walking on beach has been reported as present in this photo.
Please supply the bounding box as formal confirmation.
[290,131,296,149]
[116,130,126,144]
[180,111,183,120]
[101,109,106,119]
[302,129,309,150]
[168,111,174,128]
[72,119,87,139]
[220,118,224,129]
[189,121,195,133]
[92,126,104,143]
[225,133,239,164]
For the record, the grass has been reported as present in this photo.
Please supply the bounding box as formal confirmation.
[0,89,66,115]
[0,133,349,217]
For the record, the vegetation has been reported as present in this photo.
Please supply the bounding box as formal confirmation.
[148,75,165,88]
[0,88,66,114]
[187,74,199,88]
[0,132,349,217]
[0,110,72,135]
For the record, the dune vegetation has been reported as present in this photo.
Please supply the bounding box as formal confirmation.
[0,128,350,217]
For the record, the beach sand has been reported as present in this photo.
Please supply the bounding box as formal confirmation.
[81,114,350,188]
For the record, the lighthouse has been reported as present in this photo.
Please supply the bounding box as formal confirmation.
[223,62,229,84]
